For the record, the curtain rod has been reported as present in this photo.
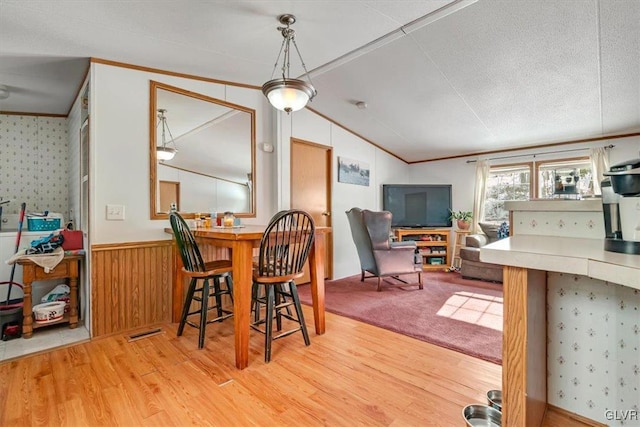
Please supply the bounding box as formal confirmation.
[465,144,615,164]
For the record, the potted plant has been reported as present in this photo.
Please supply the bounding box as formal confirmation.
[449,210,473,230]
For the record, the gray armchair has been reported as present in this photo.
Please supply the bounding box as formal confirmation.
[345,208,422,291]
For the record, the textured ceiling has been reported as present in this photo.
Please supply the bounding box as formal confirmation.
[0,0,638,162]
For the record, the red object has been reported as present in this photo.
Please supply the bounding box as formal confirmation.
[61,230,83,250]
[4,324,20,335]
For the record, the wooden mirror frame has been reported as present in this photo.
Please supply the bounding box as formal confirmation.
[149,81,256,220]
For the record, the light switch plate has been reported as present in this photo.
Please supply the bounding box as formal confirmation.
[106,204,125,221]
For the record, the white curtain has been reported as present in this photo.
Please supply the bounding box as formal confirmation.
[472,159,490,234]
[589,147,610,195]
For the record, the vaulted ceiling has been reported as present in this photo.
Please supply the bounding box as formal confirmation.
[1,0,638,162]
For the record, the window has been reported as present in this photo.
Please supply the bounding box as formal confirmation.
[484,163,533,222]
[481,156,597,222]
[536,157,593,199]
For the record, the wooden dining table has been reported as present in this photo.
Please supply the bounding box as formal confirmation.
[165,224,330,369]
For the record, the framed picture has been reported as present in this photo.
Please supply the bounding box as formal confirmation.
[338,156,370,186]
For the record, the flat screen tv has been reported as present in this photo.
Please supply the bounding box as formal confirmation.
[382,184,452,228]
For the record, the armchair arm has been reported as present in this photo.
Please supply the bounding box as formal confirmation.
[466,234,488,248]
[391,241,421,266]
[390,240,417,249]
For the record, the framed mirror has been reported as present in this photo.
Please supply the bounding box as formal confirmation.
[150,81,256,220]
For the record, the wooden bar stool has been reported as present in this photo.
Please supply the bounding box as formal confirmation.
[251,210,314,362]
[170,212,233,349]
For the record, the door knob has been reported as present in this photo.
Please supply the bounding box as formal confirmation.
[322,211,331,216]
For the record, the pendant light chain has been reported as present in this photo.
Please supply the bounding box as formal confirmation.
[158,112,167,146]
[278,22,315,88]
[282,31,291,79]
[158,109,176,149]
[291,37,315,89]
[156,109,178,160]
[268,37,287,81]
[277,24,295,80]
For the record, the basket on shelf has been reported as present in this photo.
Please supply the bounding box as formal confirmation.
[27,216,61,231]
[32,301,66,324]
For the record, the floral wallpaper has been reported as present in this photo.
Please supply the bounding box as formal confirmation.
[512,211,604,239]
[547,272,640,426]
[0,115,69,220]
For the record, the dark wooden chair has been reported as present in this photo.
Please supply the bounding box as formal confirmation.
[251,210,314,362]
[169,212,233,349]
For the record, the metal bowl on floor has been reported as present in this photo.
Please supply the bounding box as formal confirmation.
[462,404,502,426]
[486,390,502,412]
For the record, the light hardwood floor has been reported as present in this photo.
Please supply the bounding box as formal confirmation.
[0,306,590,426]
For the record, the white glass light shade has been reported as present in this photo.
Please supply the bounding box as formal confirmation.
[156,146,177,161]
[262,78,316,113]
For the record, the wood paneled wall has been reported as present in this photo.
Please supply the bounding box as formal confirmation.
[196,239,231,262]
[91,240,174,337]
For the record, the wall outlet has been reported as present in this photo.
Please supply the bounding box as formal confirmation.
[106,204,125,221]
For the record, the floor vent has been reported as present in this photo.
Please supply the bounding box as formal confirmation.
[127,328,164,342]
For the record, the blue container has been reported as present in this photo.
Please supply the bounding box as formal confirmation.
[27,216,61,231]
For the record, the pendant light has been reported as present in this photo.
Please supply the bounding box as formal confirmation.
[156,109,177,161]
[262,14,317,114]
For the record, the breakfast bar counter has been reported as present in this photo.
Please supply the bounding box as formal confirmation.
[480,235,640,426]
[481,234,640,290]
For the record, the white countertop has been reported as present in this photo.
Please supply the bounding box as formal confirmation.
[481,235,640,290]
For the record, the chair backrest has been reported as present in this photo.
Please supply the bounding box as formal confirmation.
[345,208,376,271]
[256,210,315,279]
[362,210,392,250]
[169,212,206,273]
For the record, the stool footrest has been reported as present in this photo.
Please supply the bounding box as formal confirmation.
[184,311,233,329]
[272,327,302,340]
[251,281,310,362]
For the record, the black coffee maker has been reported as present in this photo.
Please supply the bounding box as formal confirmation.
[602,158,640,254]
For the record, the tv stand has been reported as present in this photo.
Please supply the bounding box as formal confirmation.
[394,228,450,271]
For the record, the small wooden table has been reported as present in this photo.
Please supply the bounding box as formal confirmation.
[166,225,330,370]
[17,254,82,338]
[451,230,471,269]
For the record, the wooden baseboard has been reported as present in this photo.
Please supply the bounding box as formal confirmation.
[544,405,607,427]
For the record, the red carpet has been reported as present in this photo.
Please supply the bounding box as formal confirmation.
[297,271,503,365]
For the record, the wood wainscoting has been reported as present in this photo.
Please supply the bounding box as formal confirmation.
[91,240,174,337]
